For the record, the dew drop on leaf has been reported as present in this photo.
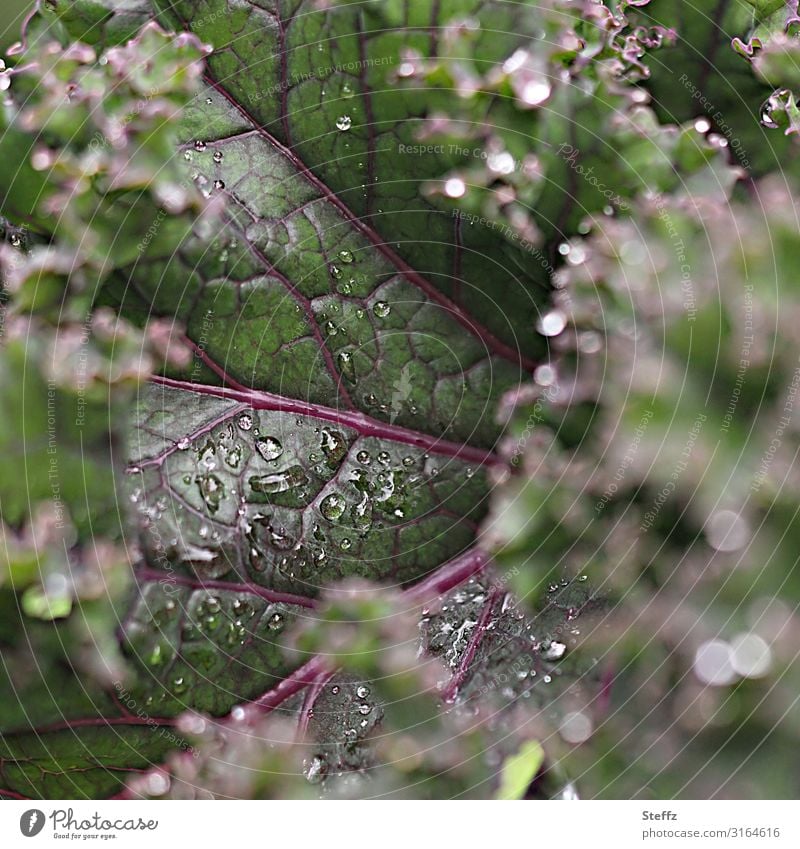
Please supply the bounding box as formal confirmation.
[305,755,327,784]
[196,473,225,513]
[320,492,347,521]
[373,301,391,318]
[335,115,352,131]
[320,428,347,466]
[249,465,308,495]
[255,435,284,462]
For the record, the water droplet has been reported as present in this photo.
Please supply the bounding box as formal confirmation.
[358,703,371,715]
[213,150,224,163]
[340,538,352,550]
[338,249,354,263]
[238,414,253,431]
[320,492,347,521]
[196,473,225,513]
[320,428,347,466]
[373,301,391,318]
[249,465,308,495]
[10,233,21,248]
[255,435,284,462]
[172,676,187,694]
[336,115,352,131]
[267,612,284,631]
[356,450,371,465]
[356,685,370,699]
[329,264,343,280]
[377,451,390,465]
[177,437,191,450]
[351,492,373,534]
[305,755,327,784]
[542,641,566,661]
[337,350,356,382]
[213,179,225,190]
[194,140,207,151]
[342,82,354,98]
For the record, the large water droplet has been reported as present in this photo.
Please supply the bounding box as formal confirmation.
[337,350,356,383]
[249,465,308,495]
[373,301,391,318]
[320,492,347,521]
[255,435,284,462]
[336,115,352,131]
[196,473,225,513]
[320,429,347,467]
[542,641,566,661]
[305,755,327,784]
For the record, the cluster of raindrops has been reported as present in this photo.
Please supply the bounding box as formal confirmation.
[185,140,227,196]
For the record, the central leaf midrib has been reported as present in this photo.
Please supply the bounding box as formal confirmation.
[148,374,507,467]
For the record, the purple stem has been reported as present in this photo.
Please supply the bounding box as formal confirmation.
[150,374,506,468]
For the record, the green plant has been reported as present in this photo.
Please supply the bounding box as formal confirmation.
[0,0,798,800]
